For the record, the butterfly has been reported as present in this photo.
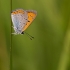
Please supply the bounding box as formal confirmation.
[11,9,37,35]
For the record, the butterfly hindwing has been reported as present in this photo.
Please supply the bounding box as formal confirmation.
[11,9,28,34]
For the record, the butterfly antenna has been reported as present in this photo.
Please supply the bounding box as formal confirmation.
[24,32,34,40]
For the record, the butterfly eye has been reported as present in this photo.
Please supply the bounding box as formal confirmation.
[21,32,24,34]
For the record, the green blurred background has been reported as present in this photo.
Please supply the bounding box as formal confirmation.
[0,0,70,70]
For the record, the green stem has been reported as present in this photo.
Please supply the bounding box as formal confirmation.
[57,23,70,70]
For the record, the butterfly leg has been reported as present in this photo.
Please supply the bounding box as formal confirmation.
[12,33,17,35]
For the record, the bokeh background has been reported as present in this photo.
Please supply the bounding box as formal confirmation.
[0,0,70,70]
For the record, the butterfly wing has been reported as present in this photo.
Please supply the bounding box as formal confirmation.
[22,10,37,31]
[11,9,28,34]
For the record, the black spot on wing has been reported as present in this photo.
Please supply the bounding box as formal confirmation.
[21,15,23,17]
[20,22,21,23]
[24,18,28,20]
[28,20,30,22]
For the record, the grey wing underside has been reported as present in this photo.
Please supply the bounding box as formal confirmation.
[11,11,28,32]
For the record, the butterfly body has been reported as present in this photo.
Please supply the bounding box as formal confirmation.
[11,9,37,35]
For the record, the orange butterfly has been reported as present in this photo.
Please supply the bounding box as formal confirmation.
[11,9,37,39]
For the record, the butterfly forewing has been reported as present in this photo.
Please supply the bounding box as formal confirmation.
[22,10,37,31]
